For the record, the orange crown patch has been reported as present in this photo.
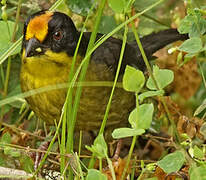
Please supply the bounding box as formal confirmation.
[26,12,53,42]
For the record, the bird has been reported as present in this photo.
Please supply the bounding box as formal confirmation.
[20,10,188,133]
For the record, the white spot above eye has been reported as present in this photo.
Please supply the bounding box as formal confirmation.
[35,47,42,53]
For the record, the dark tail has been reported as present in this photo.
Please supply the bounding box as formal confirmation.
[130,29,188,61]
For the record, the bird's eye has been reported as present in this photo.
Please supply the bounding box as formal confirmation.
[53,30,63,41]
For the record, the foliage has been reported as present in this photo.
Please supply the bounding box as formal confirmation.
[0,0,206,179]
[86,169,107,180]
[189,165,206,180]
[146,65,174,90]
[0,21,20,55]
[178,7,206,58]
[157,151,185,173]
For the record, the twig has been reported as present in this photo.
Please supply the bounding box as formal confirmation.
[0,166,32,179]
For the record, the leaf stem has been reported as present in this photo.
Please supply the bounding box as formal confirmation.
[99,158,102,172]
[3,57,11,97]
[67,0,106,178]
[64,3,97,173]
[106,155,116,180]
[11,0,22,42]
[131,17,180,143]
[131,22,159,89]
[121,135,137,180]
[99,22,128,134]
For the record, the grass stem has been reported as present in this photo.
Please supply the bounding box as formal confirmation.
[131,19,180,142]
[11,0,22,42]
[67,0,106,178]
[121,135,137,180]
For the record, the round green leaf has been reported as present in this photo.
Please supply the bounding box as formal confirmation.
[190,165,206,180]
[86,169,107,180]
[157,151,185,173]
[112,128,145,139]
[139,90,164,103]
[146,66,174,90]
[178,37,202,54]
[123,65,145,92]
[86,134,107,159]
[108,0,125,13]
[129,104,154,129]
[178,15,193,34]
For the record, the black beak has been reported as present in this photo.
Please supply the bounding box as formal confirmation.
[25,38,40,58]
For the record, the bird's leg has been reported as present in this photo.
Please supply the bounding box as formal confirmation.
[34,141,50,170]
[112,139,123,160]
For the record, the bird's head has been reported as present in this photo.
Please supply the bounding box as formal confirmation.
[22,11,79,64]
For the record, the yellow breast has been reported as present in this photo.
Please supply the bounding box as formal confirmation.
[20,50,134,129]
